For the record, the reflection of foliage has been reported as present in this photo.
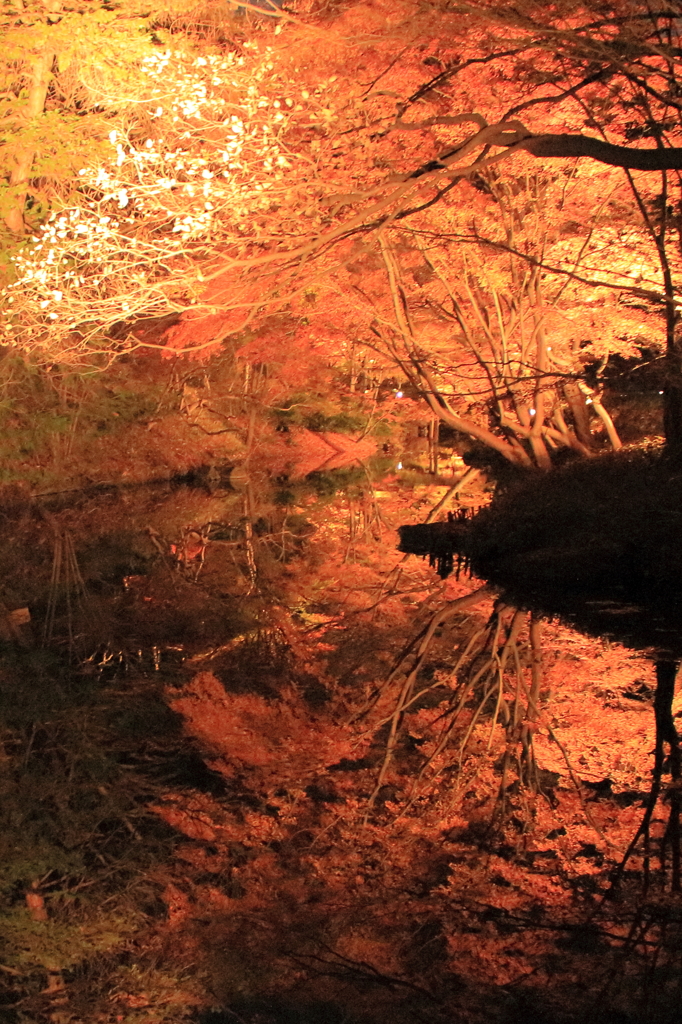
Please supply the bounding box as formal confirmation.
[272,466,369,506]
[132,455,681,1021]
[1,429,681,1020]
[0,651,201,1020]
[157,601,682,1024]
[364,595,551,818]
[305,465,366,499]
[0,352,173,484]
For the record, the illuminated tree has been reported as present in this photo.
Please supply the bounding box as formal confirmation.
[0,0,211,235]
[1,6,360,363]
[301,157,661,467]
[3,0,682,444]
[280,0,682,458]
[293,0,682,459]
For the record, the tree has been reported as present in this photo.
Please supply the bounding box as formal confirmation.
[299,158,656,468]
[341,0,682,449]
[0,0,208,236]
[1,7,360,363]
[3,0,681,450]
[287,0,682,459]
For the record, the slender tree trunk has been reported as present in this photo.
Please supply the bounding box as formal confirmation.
[563,381,593,448]
[4,49,53,235]
[428,415,439,474]
[622,169,682,447]
[528,277,552,470]
[528,614,543,720]
[663,349,682,447]
[654,659,681,890]
[658,258,682,445]
[590,394,622,450]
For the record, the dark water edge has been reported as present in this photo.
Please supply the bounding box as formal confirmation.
[25,461,241,507]
[402,446,682,657]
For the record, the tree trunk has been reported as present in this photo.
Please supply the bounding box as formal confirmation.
[654,659,681,890]
[663,350,682,447]
[416,362,531,466]
[3,49,54,235]
[428,415,439,474]
[563,381,593,448]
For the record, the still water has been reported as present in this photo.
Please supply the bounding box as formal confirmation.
[3,446,682,661]
[2,452,681,1024]
[0,468,284,661]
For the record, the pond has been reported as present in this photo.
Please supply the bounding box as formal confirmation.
[0,464,345,665]
[2,451,681,1024]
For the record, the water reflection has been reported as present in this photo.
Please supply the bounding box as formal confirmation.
[5,443,682,666]
[0,461,382,669]
[3,450,682,1021]
[0,469,266,663]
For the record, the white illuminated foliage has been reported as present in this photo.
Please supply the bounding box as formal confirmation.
[1,45,336,363]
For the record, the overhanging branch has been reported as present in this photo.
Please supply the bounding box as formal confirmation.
[519,132,682,170]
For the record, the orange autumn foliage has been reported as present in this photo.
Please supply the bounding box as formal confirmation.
[167,670,364,781]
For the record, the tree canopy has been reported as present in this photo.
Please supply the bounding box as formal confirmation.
[1,0,680,459]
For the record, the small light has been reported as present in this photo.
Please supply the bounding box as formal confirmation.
[659,390,664,394]
[529,407,536,416]
[395,391,404,398]
[397,462,403,470]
